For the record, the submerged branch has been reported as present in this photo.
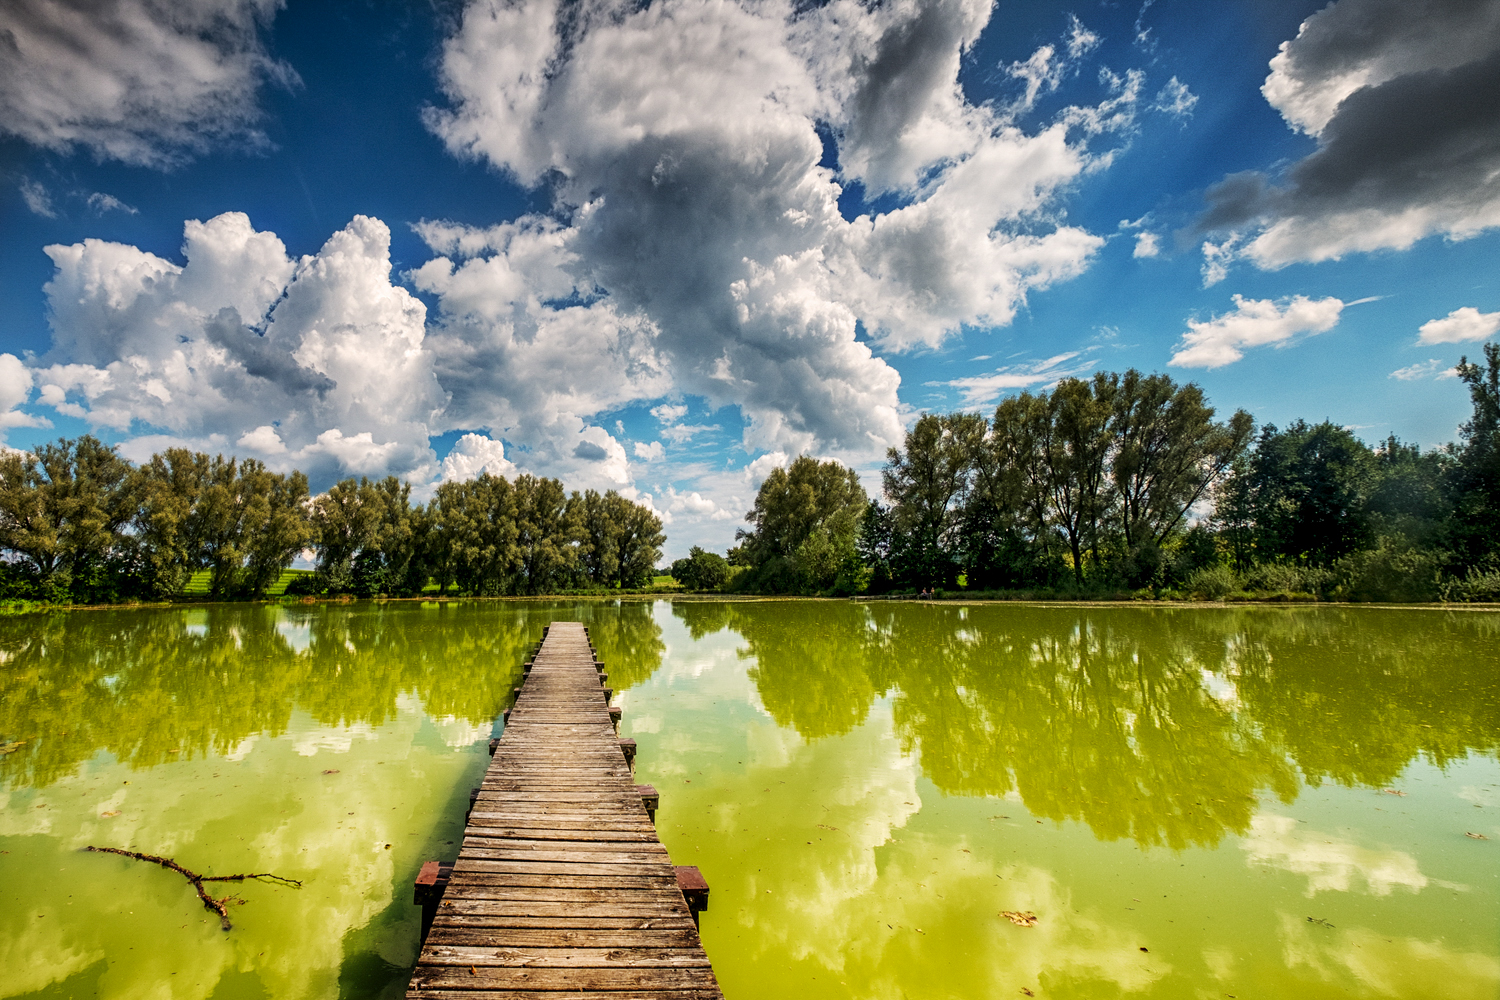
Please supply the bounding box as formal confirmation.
[85,846,301,930]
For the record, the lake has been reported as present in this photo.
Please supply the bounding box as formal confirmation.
[1,600,1497,999]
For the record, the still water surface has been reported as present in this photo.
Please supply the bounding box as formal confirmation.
[1,600,1497,999]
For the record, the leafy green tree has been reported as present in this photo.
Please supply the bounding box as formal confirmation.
[0,435,136,601]
[133,448,211,598]
[237,462,313,597]
[433,474,520,595]
[196,454,249,598]
[670,546,730,591]
[1210,455,1257,571]
[1041,375,1117,585]
[883,414,984,588]
[310,478,387,593]
[962,392,1059,588]
[1111,370,1253,555]
[345,477,424,597]
[1241,420,1375,565]
[572,489,624,585]
[512,474,573,594]
[855,499,895,592]
[739,454,867,592]
[612,493,665,588]
[1363,435,1453,548]
[1450,342,1500,569]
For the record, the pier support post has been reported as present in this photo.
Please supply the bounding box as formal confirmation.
[675,865,710,928]
[635,783,659,822]
[413,861,453,943]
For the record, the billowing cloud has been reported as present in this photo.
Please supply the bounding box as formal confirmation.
[633,440,665,462]
[1261,0,1500,137]
[1170,294,1344,368]
[666,486,731,521]
[1198,0,1500,269]
[743,450,790,487]
[32,212,445,483]
[423,0,1142,459]
[409,219,660,491]
[0,0,295,167]
[439,432,517,482]
[0,353,50,446]
[1418,306,1500,344]
[1132,232,1159,258]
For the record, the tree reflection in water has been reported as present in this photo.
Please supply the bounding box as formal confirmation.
[675,601,1500,849]
[0,599,666,791]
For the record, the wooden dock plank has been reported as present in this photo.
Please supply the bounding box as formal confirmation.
[407,622,723,999]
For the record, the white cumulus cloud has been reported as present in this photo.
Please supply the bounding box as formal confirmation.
[422,0,1141,460]
[0,354,50,446]
[1171,294,1345,368]
[32,211,444,483]
[440,433,518,482]
[1418,306,1500,344]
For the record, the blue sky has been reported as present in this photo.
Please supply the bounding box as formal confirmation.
[2,0,1498,558]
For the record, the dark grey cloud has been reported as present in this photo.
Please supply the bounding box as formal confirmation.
[1195,0,1500,265]
[1272,0,1500,94]
[204,308,337,398]
[1204,49,1500,226]
[572,440,609,461]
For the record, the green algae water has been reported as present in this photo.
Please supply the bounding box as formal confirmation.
[1,601,1497,999]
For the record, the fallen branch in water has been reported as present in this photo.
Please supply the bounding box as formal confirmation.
[85,846,301,930]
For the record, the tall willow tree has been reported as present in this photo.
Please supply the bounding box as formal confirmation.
[961,392,1058,588]
[432,474,520,595]
[1451,343,1500,569]
[135,451,311,598]
[613,493,666,588]
[310,477,388,593]
[512,474,573,594]
[1110,370,1253,568]
[0,435,136,601]
[237,462,312,597]
[883,414,985,588]
[738,454,867,593]
[571,489,664,589]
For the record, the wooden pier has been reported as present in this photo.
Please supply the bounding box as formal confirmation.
[406,622,724,998]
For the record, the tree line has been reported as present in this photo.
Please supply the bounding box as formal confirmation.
[723,345,1500,601]
[0,442,665,603]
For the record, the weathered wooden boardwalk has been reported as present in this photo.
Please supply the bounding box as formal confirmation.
[406,622,724,999]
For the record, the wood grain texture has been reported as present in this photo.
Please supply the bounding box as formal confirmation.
[406,622,724,999]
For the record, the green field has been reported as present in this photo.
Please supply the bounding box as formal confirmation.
[178,568,311,598]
